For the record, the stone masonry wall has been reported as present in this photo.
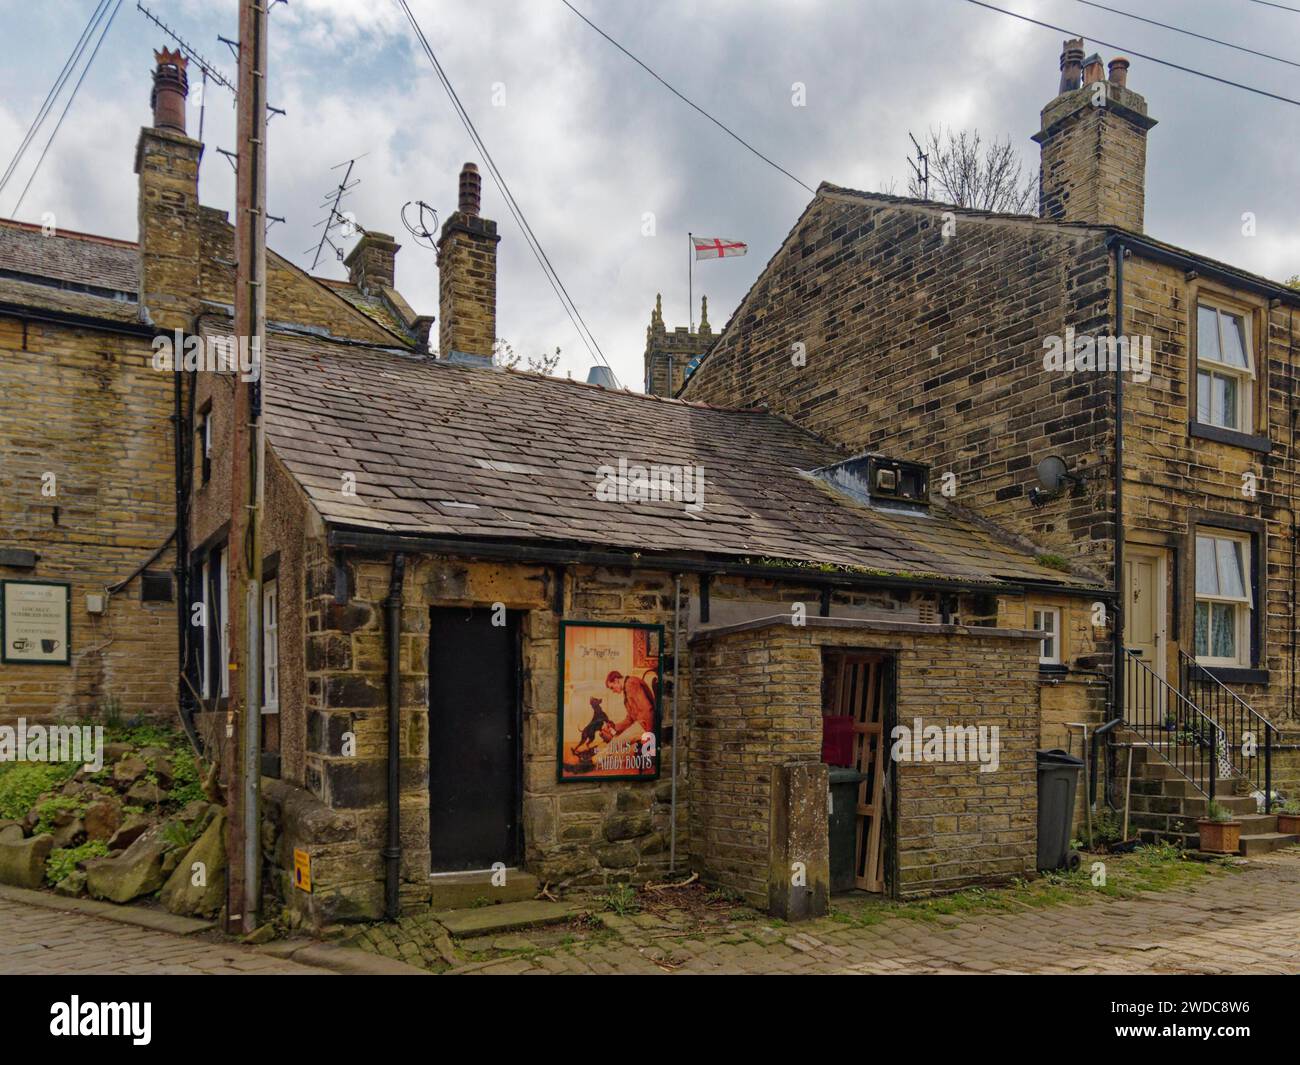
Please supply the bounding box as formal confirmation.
[680,193,1116,595]
[0,316,178,724]
[690,619,1042,904]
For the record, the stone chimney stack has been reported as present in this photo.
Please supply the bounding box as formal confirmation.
[344,231,400,295]
[135,47,202,330]
[1032,39,1156,232]
[437,162,499,365]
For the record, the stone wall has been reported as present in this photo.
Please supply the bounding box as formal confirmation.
[679,192,1116,592]
[690,617,1043,904]
[0,316,178,725]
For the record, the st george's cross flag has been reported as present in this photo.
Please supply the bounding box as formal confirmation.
[692,236,747,261]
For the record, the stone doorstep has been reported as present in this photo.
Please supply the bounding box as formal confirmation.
[433,898,589,939]
[428,868,540,910]
[0,883,211,936]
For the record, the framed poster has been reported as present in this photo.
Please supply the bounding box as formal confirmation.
[1,580,72,665]
[558,621,662,782]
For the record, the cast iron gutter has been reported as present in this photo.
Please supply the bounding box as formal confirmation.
[383,552,406,921]
[325,526,1113,601]
[0,300,156,338]
[1112,234,1300,308]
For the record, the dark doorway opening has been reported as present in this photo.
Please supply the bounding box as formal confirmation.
[428,606,522,872]
[822,650,897,894]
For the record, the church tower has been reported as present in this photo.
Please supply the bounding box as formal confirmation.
[643,293,713,396]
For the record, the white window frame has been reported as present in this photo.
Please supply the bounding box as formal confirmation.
[1194,530,1252,669]
[262,578,279,715]
[1032,606,1062,666]
[219,550,229,697]
[200,557,211,697]
[1195,302,1254,433]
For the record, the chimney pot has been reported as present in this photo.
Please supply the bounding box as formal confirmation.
[458,162,481,217]
[1108,57,1130,88]
[1082,53,1105,86]
[150,47,189,135]
[1058,37,1085,93]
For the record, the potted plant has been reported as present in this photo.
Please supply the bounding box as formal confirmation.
[1277,798,1300,836]
[1197,801,1241,854]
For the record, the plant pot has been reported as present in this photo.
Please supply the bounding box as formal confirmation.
[1277,813,1300,835]
[1196,819,1241,854]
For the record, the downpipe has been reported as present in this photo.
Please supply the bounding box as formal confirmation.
[384,553,406,920]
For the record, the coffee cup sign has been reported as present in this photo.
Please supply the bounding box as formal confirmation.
[1,581,71,664]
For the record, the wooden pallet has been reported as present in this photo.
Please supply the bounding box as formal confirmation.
[830,653,887,893]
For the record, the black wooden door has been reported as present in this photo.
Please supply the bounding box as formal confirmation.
[428,606,521,871]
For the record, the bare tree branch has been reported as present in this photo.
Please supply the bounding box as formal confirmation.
[906,126,1038,215]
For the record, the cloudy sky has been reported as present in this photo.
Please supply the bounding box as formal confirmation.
[1,0,1297,386]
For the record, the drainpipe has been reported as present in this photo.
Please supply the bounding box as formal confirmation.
[670,574,682,871]
[384,553,406,920]
[1110,239,1127,723]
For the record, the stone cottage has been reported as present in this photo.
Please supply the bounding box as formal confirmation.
[1,45,1115,922]
[679,42,1300,848]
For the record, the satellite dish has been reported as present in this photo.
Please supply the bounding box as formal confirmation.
[1036,455,1071,492]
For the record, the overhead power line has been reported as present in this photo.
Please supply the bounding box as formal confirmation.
[11,0,124,215]
[559,0,815,195]
[0,0,113,202]
[1075,1,1300,70]
[963,0,1300,108]
[1242,0,1300,13]
[397,0,617,383]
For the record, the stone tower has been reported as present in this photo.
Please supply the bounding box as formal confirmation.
[1032,39,1156,232]
[643,293,713,396]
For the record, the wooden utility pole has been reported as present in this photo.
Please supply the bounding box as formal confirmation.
[226,0,268,935]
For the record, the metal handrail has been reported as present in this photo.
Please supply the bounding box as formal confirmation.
[1178,649,1275,812]
[1123,650,1223,802]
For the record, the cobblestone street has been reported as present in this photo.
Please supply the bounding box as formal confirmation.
[2,849,1297,975]
[0,897,330,975]
[443,849,1300,975]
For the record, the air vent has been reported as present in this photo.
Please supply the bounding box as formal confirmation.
[141,570,173,602]
[811,453,932,513]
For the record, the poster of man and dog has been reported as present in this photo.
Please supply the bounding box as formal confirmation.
[558,621,662,781]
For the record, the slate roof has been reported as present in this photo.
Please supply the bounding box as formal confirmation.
[253,326,1096,589]
[0,219,137,293]
[0,219,141,322]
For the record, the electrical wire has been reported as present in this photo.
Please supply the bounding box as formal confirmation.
[396,0,618,383]
[559,0,814,195]
[11,0,124,215]
[0,0,112,200]
[963,0,1300,107]
[1075,0,1300,70]
[1242,0,1300,13]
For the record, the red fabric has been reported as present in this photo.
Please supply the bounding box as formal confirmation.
[822,714,854,767]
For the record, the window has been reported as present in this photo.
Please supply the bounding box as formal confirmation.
[198,411,212,485]
[1032,607,1062,666]
[1195,303,1253,432]
[1194,531,1251,667]
[262,578,279,714]
[200,547,229,699]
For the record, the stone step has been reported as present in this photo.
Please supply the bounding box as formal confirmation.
[433,898,588,939]
[1237,832,1300,857]
[428,868,540,910]
[1235,813,1278,834]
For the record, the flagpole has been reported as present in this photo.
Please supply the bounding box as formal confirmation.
[688,231,693,332]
